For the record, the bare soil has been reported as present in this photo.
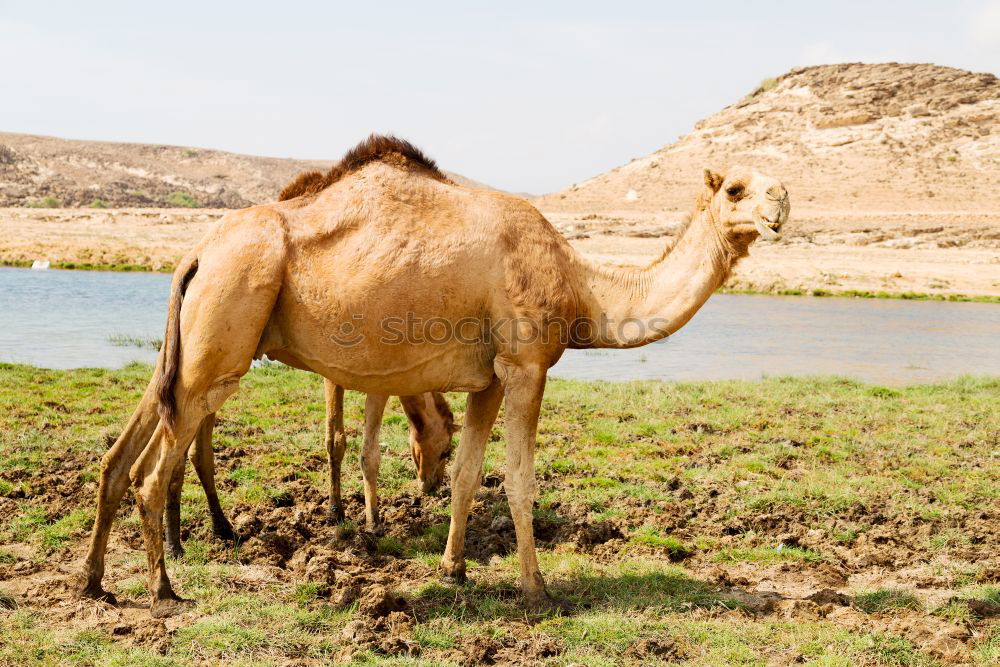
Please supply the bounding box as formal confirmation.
[3,438,997,664]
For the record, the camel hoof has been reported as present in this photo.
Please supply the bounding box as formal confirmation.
[524,590,570,614]
[325,507,346,525]
[150,596,193,618]
[78,583,117,604]
[440,565,467,586]
[165,541,185,559]
[212,522,237,542]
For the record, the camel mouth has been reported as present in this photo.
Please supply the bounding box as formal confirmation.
[752,210,782,240]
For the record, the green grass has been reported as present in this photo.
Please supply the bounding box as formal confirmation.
[855,589,923,614]
[1,365,998,664]
[166,191,200,208]
[713,544,823,564]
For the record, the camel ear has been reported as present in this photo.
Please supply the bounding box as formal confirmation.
[704,169,724,193]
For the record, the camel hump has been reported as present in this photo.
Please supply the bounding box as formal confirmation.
[279,134,447,201]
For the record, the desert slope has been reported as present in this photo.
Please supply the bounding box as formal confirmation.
[0,133,487,208]
[536,63,999,215]
[531,63,1000,297]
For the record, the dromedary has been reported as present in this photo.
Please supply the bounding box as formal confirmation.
[78,135,789,616]
[161,378,457,557]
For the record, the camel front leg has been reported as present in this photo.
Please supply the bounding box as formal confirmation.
[361,393,389,533]
[440,377,504,584]
[324,380,347,523]
[500,365,549,606]
[189,413,236,541]
[78,379,160,601]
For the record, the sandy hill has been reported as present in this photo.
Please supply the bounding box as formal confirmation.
[536,63,1000,216]
[0,132,488,208]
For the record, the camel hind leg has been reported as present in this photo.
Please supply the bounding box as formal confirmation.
[130,221,285,616]
[162,413,234,559]
[188,413,236,541]
[78,379,161,601]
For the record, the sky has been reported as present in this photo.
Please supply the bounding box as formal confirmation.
[1,1,998,193]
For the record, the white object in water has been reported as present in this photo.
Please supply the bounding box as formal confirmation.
[31,260,50,270]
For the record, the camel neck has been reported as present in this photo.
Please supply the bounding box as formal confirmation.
[570,207,741,349]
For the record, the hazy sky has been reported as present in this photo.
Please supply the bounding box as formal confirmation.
[2,1,997,192]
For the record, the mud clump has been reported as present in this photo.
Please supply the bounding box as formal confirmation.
[622,637,688,661]
[342,610,418,658]
[358,584,408,618]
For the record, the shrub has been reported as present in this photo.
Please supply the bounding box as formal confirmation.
[28,196,61,208]
[88,199,108,208]
[166,191,200,208]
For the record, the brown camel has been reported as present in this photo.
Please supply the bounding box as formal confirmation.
[161,378,457,557]
[78,135,789,615]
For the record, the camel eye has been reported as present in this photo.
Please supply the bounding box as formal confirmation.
[725,184,744,198]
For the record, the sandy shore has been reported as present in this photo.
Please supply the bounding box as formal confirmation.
[2,207,998,298]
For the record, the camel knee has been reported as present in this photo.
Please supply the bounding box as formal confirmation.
[204,378,240,413]
[505,474,537,513]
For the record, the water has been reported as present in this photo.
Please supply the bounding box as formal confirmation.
[1,267,998,385]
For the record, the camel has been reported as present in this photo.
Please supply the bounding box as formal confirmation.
[161,378,457,557]
[78,134,789,616]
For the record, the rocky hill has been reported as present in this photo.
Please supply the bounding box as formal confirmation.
[0,133,489,208]
[536,63,1000,215]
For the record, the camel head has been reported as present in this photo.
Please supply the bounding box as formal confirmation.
[402,394,460,494]
[702,166,789,245]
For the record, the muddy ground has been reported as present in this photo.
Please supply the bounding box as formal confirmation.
[1,368,998,664]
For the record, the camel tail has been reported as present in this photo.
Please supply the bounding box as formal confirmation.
[155,255,199,437]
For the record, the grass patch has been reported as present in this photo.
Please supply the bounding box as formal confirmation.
[630,527,693,560]
[855,589,923,614]
[714,544,823,564]
[107,333,163,350]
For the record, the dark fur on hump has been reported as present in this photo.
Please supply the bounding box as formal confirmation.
[279,134,446,201]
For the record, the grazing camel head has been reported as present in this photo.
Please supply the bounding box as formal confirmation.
[401,393,459,494]
[701,166,789,245]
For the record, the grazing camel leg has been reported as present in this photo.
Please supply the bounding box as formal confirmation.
[163,453,187,559]
[78,379,161,601]
[188,413,236,541]
[361,393,390,533]
[499,364,549,606]
[324,380,348,523]
[440,377,504,584]
[162,413,235,558]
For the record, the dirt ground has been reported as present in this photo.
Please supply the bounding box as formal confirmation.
[2,206,999,298]
[2,367,998,664]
